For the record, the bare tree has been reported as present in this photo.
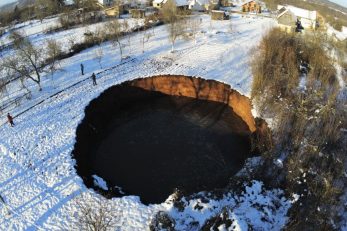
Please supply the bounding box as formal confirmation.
[94,26,107,45]
[46,39,63,78]
[141,31,153,54]
[141,18,153,53]
[35,0,58,23]
[122,20,132,55]
[17,6,31,22]
[188,17,201,44]
[76,0,99,11]
[228,19,232,33]
[2,32,44,91]
[0,78,9,103]
[2,56,33,93]
[0,38,4,58]
[161,0,185,52]
[73,194,118,231]
[75,0,99,24]
[2,56,33,97]
[106,20,124,61]
[68,34,77,51]
[19,75,32,96]
[94,47,104,69]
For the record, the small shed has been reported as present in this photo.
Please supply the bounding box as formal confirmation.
[104,5,124,17]
[208,0,221,11]
[220,0,234,7]
[153,0,189,9]
[242,0,261,13]
[277,8,296,33]
[130,9,146,18]
[153,0,165,8]
[277,5,317,30]
[211,10,229,20]
[175,0,189,10]
[188,0,209,11]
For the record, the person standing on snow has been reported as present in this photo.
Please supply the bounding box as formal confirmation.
[91,73,97,86]
[81,63,84,75]
[7,113,14,127]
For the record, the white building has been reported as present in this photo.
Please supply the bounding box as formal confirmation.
[277,5,317,30]
[188,0,209,11]
[153,0,165,8]
[152,0,189,8]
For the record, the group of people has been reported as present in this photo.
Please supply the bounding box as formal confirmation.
[81,63,97,86]
[6,63,98,127]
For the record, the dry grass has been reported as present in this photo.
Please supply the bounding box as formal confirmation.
[251,29,341,148]
[251,28,346,229]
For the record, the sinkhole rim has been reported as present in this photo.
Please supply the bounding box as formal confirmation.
[72,75,258,205]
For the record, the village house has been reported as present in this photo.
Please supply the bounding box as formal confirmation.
[60,9,103,25]
[153,0,189,9]
[188,0,209,11]
[211,10,229,20]
[242,0,261,13]
[130,9,146,18]
[277,5,319,32]
[104,5,125,17]
[220,0,234,7]
[129,0,149,8]
[95,0,130,18]
[208,0,221,11]
[152,0,164,8]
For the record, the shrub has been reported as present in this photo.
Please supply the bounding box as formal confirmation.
[149,211,175,231]
[73,194,118,231]
[251,28,346,229]
[201,207,233,231]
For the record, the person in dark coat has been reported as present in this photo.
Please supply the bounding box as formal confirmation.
[7,113,14,127]
[80,63,84,75]
[91,73,97,86]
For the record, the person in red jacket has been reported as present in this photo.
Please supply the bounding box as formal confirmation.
[7,113,14,127]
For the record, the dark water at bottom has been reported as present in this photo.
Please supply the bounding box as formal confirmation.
[87,91,251,204]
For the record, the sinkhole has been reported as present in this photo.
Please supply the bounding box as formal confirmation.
[72,75,257,205]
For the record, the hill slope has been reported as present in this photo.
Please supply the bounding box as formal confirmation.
[264,0,347,31]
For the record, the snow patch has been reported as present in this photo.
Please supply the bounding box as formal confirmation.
[92,175,108,191]
[165,181,292,230]
[327,25,347,41]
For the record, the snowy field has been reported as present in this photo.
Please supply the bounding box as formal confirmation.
[0,16,145,51]
[0,13,297,230]
[327,25,347,41]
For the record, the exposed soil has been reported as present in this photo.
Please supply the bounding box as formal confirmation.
[73,76,255,205]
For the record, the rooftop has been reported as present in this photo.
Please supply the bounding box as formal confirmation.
[277,5,317,20]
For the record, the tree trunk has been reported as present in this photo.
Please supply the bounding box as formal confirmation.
[128,36,131,55]
[118,41,123,61]
[38,82,42,91]
[34,68,42,91]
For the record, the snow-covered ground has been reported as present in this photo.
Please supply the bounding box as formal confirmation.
[0,13,295,230]
[0,15,145,58]
[327,25,347,41]
[0,17,60,46]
